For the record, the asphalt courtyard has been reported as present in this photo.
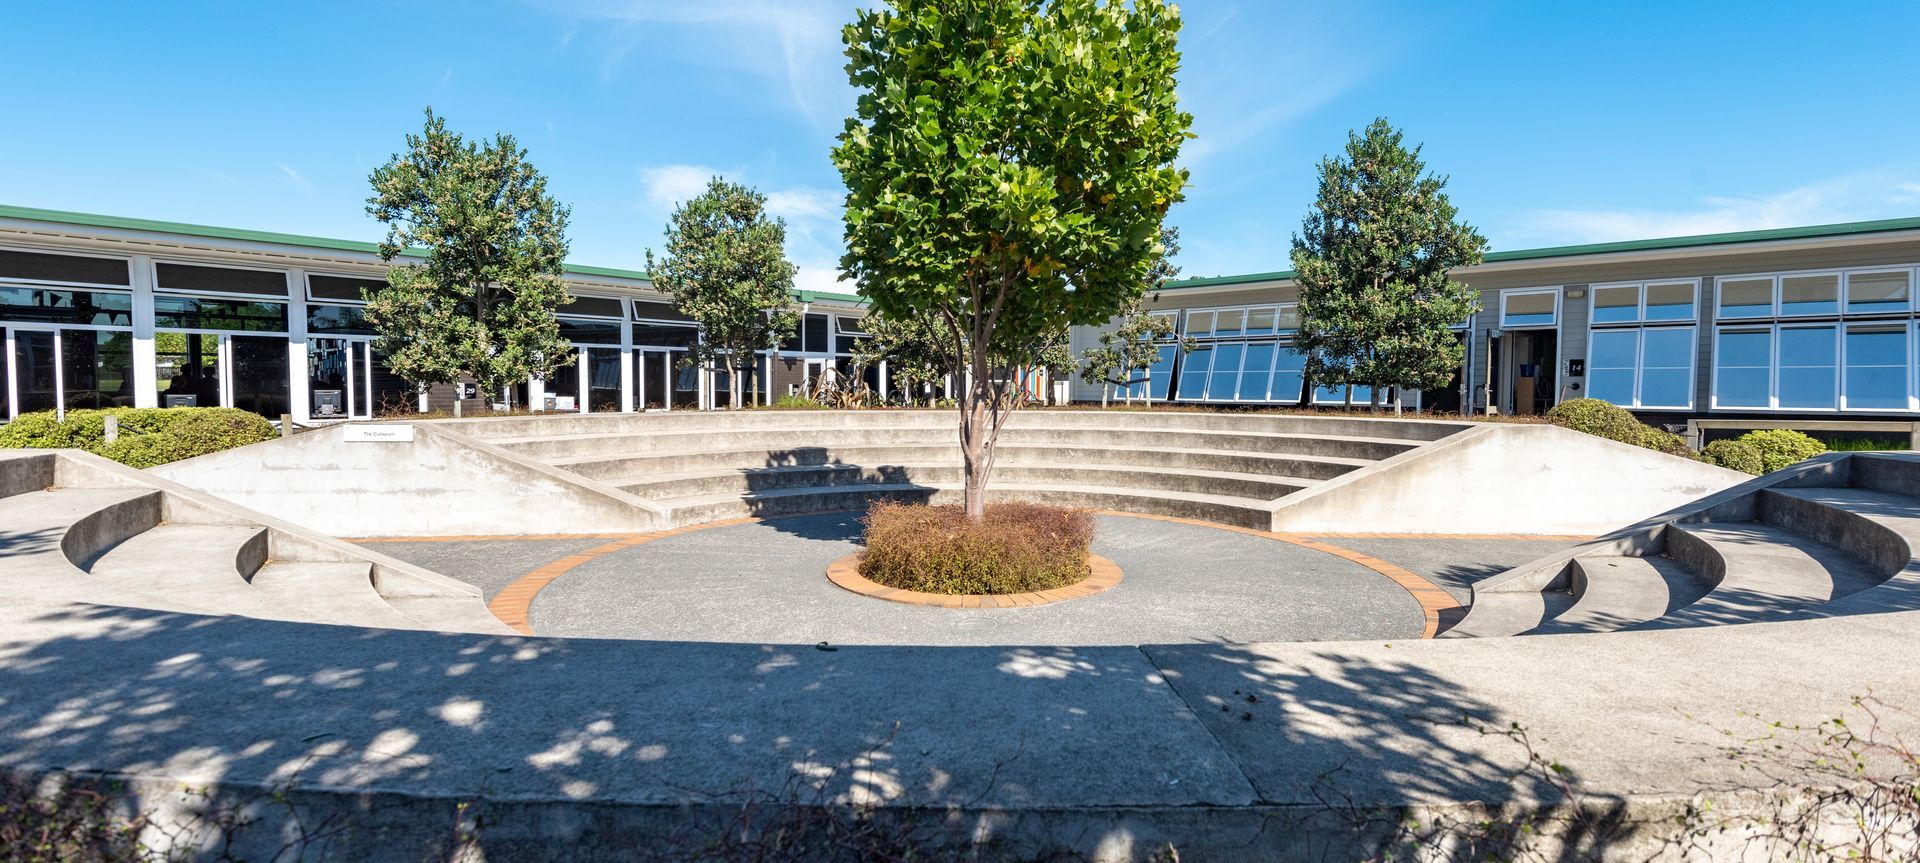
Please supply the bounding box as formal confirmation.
[361,514,1577,646]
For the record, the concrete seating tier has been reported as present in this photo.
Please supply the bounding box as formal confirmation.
[1450,452,1920,637]
[0,450,513,635]
[438,409,1456,529]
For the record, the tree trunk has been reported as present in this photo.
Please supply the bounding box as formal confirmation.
[956,345,1005,522]
[1101,384,1110,409]
[1369,385,1382,413]
[729,357,743,410]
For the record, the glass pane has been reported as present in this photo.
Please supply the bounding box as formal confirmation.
[1502,291,1556,326]
[306,274,386,303]
[1846,271,1911,314]
[307,304,375,335]
[1272,347,1306,403]
[558,317,620,345]
[1780,274,1840,316]
[1844,327,1908,409]
[1315,384,1350,404]
[547,357,581,409]
[155,332,220,408]
[1239,342,1277,401]
[1714,329,1772,407]
[1185,311,1213,338]
[1588,368,1636,405]
[309,338,351,418]
[1176,346,1211,399]
[1147,345,1176,400]
[1208,343,1245,399]
[1588,329,1638,369]
[1350,385,1376,404]
[153,296,287,331]
[1718,278,1774,318]
[1244,307,1276,336]
[60,329,134,411]
[588,349,623,412]
[1644,282,1695,321]
[1639,327,1694,408]
[155,263,288,297]
[0,286,134,326]
[1213,309,1244,337]
[230,335,291,417]
[1639,368,1691,407]
[12,330,57,413]
[1591,285,1639,324]
[0,249,129,286]
[1276,306,1299,332]
[1777,326,1836,408]
[1641,327,1694,368]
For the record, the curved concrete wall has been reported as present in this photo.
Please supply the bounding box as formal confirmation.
[151,423,664,537]
[1267,423,1751,535]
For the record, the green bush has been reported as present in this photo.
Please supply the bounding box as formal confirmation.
[0,407,275,468]
[860,502,1093,594]
[1544,398,1694,457]
[1738,429,1828,474]
[1700,439,1766,475]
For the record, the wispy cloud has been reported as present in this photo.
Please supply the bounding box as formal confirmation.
[277,163,313,193]
[529,0,859,128]
[1514,174,1920,245]
[637,162,854,292]
[637,163,725,210]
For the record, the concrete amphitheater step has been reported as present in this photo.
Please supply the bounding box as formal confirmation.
[1654,522,1886,627]
[248,561,434,630]
[383,595,519,635]
[660,481,1275,529]
[555,443,1372,484]
[85,523,288,618]
[1531,555,1711,634]
[1441,590,1576,638]
[0,486,163,570]
[614,461,1314,501]
[491,423,1421,462]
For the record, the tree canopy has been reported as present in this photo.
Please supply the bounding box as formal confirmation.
[646,177,800,409]
[834,0,1191,517]
[364,108,573,403]
[1079,226,1192,405]
[1290,118,1487,408]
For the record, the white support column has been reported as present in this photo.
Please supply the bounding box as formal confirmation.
[129,254,158,409]
[619,311,635,413]
[763,352,774,406]
[578,350,590,414]
[528,374,547,411]
[285,268,311,424]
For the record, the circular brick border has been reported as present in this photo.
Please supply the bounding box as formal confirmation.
[825,552,1123,608]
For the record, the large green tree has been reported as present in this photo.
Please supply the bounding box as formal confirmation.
[1079,226,1193,406]
[646,178,800,409]
[364,108,573,407]
[834,0,1191,519]
[1290,118,1487,413]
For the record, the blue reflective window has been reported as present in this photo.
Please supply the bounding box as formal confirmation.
[1176,346,1212,400]
[1315,384,1349,403]
[1587,330,1638,406]
[1644,282,1696,322]
[1717,278,1774,319]
[1147,345,1176,401]
[1239,342,1276,401]
[1208,343,1244,400]
[1715,329,1772,407]
[1638,328,1694,407]
[1501,290,1557,327]
[1272,347,1306,403]
[1846,271,1911,314]
[1780,274,1840,316]
[1777,326,1836,408]
[1844,327,1908,409]
[1591,286,1639,324]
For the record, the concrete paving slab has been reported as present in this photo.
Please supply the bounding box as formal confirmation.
[1309,536,1581,602]
[360,538,613,600]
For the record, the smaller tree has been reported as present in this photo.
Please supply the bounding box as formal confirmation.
[1290,118,1487,414]
[850,311,958,406]
[646,178,800,410]
[365,108,574,406]
[1079,227,1194,406]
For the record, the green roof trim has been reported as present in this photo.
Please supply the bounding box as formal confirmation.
[0,202,867,299]
[1163,214,1920,291]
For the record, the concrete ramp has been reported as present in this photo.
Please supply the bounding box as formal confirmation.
[1266,423,1750,536]
[151,422,665,538]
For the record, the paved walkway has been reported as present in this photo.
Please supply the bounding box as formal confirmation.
[364,515,1579,646]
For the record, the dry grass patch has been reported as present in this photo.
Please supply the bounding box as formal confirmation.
[859,502,1093,595]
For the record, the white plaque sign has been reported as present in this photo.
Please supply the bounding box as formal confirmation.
[343,424,416,443]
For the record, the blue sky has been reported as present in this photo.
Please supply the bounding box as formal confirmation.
[5,1,1920,293]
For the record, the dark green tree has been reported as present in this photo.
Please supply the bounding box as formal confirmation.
[364,108,573,407]
[834,0,1192,519]
[1290,118,1487,413]
[850,311,958,406]
[646,178,800,409]
[1079,226,1193,406]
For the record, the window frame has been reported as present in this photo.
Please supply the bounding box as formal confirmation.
[0,243,135,291]
[151,257,292,302]
[1498,287,1562,329]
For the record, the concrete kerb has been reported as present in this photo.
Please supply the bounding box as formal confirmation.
[420,423,672,525]
[52,449,481,601]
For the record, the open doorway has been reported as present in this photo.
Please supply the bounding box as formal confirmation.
[1495,329,1558,415]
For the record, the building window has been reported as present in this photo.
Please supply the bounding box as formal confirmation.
[1843,325,1910,410]
[1718,277,1775,319]
[1846,270,1912,314]
[1585,280,1698,410]
[1710,266,1920,413]
[1713,328,1772,408]
[1173,304,1303,403]
[1500,289,1559,328]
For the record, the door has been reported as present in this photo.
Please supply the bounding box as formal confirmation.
[7,327,58,417]
[309,338,374,419]
[637,349,672,410]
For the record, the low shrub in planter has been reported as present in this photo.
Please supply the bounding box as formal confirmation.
[860,501,1093,595]
[0,407,275,468]
[1700,439,1766,475]
[1544,398,1694,457]
[1738,428,1827,474]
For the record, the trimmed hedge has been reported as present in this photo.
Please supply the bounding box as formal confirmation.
[1700,439,1765,475]
[1740,429,1828,474]
[860,502,1093,595]
[0,408,275,468]
[1544,398,1692,457]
